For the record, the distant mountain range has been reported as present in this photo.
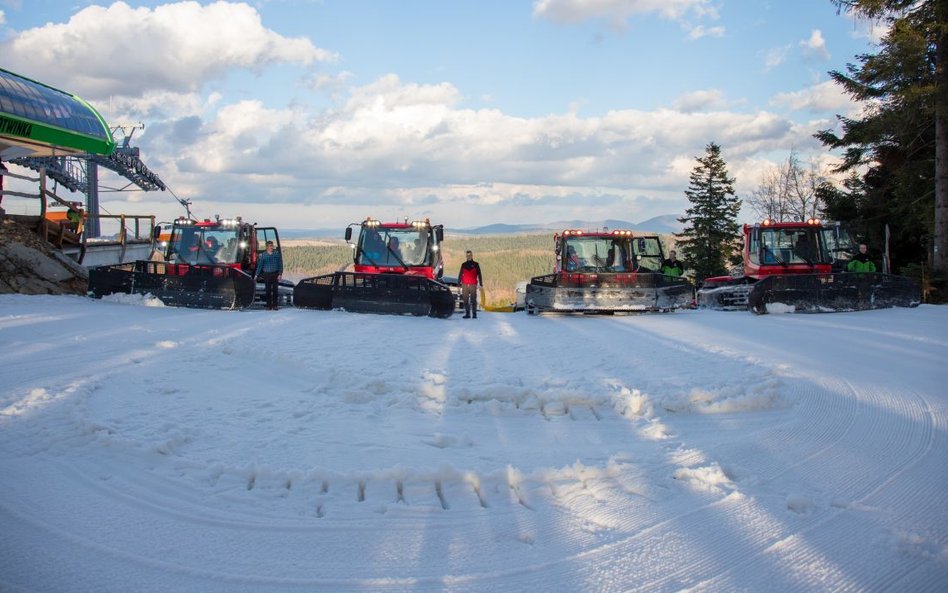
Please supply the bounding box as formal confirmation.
[454,215,683,236]
[281,215,683,239]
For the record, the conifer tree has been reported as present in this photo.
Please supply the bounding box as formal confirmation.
[821,0,947,278]
[676,142,742,282]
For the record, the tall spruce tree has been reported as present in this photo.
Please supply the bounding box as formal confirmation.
[820,0,947,279]
[676,142,742,282]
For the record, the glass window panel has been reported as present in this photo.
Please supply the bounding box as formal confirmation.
[0,69,109,140]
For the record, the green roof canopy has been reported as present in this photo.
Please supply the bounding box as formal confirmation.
[0,67,115,160]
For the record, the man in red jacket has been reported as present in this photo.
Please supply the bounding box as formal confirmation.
[458,250,483,318]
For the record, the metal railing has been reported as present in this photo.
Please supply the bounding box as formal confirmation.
[1,165,156,263]
[90,214,156,244]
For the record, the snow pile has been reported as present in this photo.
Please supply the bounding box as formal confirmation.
[659,379,784,413]
[673,463,736,494]
[101,292,166,306]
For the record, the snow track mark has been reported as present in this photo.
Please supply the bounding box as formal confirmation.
[3,300,946,593]
[434,480,448,510]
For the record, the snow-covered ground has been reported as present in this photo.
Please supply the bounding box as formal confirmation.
[1,294,946,593]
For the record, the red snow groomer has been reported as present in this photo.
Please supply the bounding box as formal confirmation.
[293,217,456,318]
[88,216,288,310]
[524,229,693,314]
[697,218,920,313]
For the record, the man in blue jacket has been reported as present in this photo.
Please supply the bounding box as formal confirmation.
[255,240,283,310]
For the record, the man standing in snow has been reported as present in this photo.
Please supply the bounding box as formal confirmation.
[458,250,483,319]
[255,240,283,310]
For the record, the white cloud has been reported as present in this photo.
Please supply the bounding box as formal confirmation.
[843,13,890,44]
[672,89,729,113]
[763,45,791,71]
[0,1,336,100]
[532,0,717,28]
[126,73,813,229]
[0,9,6,25]
[800,29,831,61]
[861,22,889,44]
[344,74,463,112]
[99,90,222,124]
[309,71,353,91]
[770,80,856,114]
[0,2,842,227]
[688,24,725,40]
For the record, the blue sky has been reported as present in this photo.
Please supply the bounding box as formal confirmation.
[0,1,881,230]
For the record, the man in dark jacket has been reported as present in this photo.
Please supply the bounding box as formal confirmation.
[847,243,877,273]
[458,250,483,318]
[661,250,684,277]
[255,240,284,310]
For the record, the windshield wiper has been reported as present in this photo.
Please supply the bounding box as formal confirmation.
[764,245,788,267]
[386,244,410,271]
[193,238,218,265]
[360,249,381,268]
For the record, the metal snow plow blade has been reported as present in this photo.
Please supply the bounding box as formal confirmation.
[525,273,693,314]
[747,272,921,314]
[88,261,257,310]
[697,282,753,310]
[294,272,456,318]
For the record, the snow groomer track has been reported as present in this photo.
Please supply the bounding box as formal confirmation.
[1,294,946,592]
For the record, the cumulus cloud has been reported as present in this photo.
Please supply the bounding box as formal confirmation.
[771,80,856,114]
[0,9,6,25]
[800,29,831,61]
[533,0,718,29]
[126,73,808,228]
[1,1,840,227]
[0,1,336,100]
[344,74,463,112]
[103,90,222,124]
[672,89,730,113]
[308,71,354,97]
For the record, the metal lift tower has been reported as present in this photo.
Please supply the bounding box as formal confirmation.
[11,123,166,237]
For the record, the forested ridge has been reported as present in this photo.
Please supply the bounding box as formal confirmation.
[282,233,676,307]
